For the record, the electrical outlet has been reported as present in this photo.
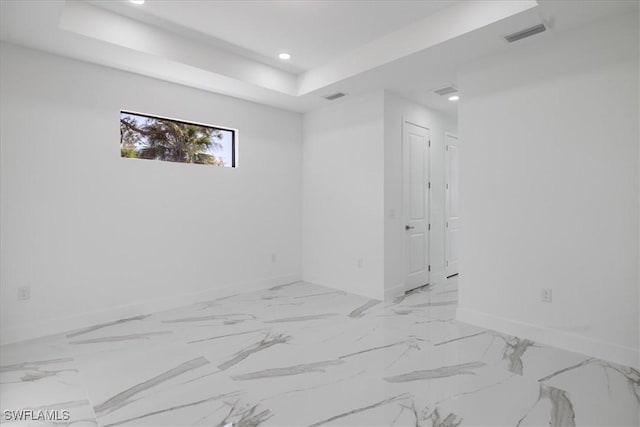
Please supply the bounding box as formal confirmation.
[357,258,363,268]
[541,288,552,303]
[271,253,277,263]
[17,286,30,301]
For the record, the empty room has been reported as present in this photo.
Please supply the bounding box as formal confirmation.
[0,0,638,426]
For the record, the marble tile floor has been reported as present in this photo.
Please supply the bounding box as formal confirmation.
[1,278,638,427]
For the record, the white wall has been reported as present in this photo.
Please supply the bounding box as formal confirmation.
[384,92,457,299]
[302,91,385,300]
[0,43,303,344]
[457,14,639,367]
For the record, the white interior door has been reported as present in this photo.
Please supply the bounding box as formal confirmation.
[403,121,430,292]
[445,132,460,277]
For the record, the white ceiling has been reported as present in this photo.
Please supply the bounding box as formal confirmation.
[92,0,457,73]
[1,0,638,116]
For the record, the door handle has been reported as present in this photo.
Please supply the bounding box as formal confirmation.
[405,225,415,230]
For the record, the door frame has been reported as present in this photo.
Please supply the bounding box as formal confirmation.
[445,131,459,278]
[402,118,431,292]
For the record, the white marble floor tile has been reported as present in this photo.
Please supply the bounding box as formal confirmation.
[1,278,638,427]
[0,335,98,426]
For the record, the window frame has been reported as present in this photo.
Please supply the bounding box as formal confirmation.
[120,110,238,168]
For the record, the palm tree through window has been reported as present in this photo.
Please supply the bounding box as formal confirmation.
[120,111,236,167]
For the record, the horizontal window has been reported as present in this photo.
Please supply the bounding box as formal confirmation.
[120,111,236,167]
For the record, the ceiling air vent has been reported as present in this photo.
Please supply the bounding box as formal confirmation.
[504,24,546,43]
[323,92,346,101]
[433,86,458,96]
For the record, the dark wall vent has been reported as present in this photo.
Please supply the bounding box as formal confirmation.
[504,24,546,43]
[433,86,458,96]
[323,92,347,101]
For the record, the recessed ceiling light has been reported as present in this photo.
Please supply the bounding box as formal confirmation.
[448,95,459,101]
[130,0,145,5]
[278,53,291,60]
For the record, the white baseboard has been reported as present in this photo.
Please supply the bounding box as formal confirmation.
[456,306,639,369]
[384,283,404,301]
[429,270,446,287]
[0,274,301,346]
[304,280,384,301]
